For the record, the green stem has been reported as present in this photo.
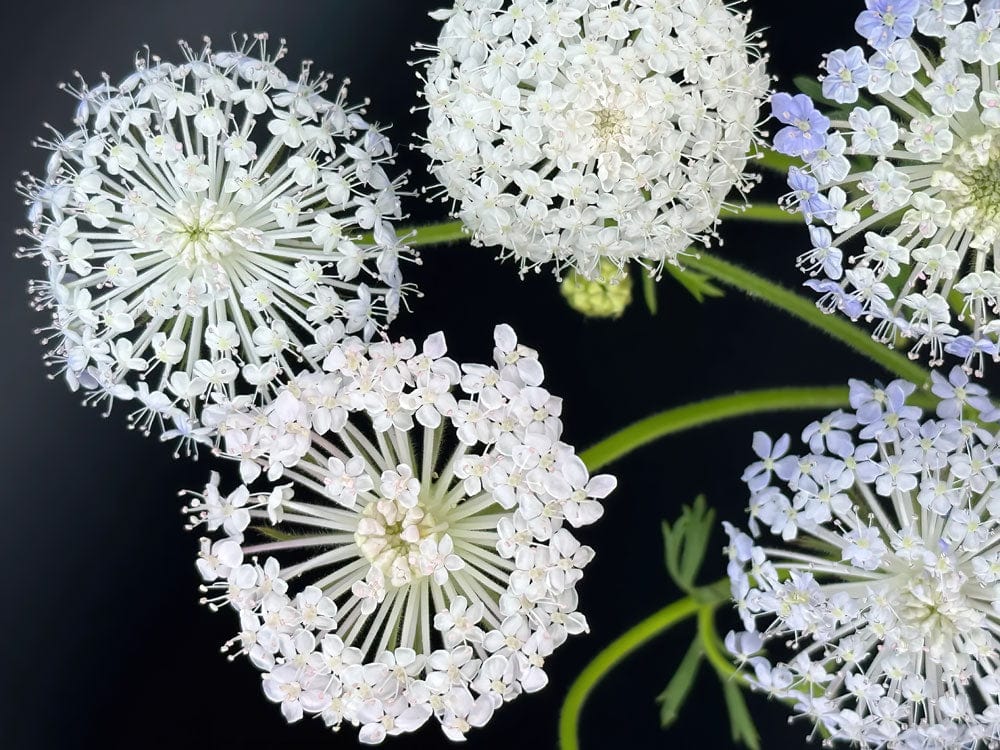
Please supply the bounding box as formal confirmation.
[581,386,849,473]
[724,204,802,224]
[559,580,730,750]
[685,252,931,387]
[695,605,831,741]
[393,220,933,471]
[697,607,743,683]
[403,219,467,247]
[642,271,659,315]
[755,147,801,174]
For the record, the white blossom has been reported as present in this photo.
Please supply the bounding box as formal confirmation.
[185,324,615,743]
[19,34,414,449]
[725,369,1000,748]
[418,0,770,278]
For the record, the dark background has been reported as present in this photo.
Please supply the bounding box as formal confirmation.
[0,1,925,748]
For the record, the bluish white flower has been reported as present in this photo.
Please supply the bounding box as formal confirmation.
[418,0,770,278]
[19,35,413,449]
[725,370,1000,748]
[778,1,1000,374]
[185,325,615,743]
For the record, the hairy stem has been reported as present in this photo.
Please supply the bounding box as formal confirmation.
[403,220,467,247]
[684,252,931,386]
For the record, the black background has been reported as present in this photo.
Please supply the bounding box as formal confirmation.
[0,1,933,749]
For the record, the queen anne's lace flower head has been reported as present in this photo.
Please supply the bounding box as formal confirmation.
[418,0,770,278]
[778,1,1000,374]
[19,34,414,448]
[185,324,615,743]
[725,369,1000,748]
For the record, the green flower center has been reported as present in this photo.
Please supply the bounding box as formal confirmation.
[594,107,628,142]
[935,136,1000,247]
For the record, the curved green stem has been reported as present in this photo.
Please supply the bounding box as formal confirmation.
[685,252,931,387]
[581,386,849,473]
[559,579,730,750]
[559,597,698,750]
[398,221,929,386]
[697,607,743,683]
[695,604,831,741]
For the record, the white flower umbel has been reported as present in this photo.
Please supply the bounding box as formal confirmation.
[783,1,1000,374]
[417,0,769,278]
[185,324,615,743]
[724,369,1000,748]
[19,34,414,450]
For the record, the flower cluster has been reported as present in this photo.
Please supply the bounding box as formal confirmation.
[725,370,1000,748]
[19,34,413,446]
[185,324,615,743]
[777,0,1000,373]
[419,0,769,278]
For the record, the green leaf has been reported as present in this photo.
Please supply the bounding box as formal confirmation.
[722,679,761,750]
[642,272,658,315]
[680,496,715,586]
[665,265,724,304]
[662,520,683,588]
[662,495,717,592]
[792,75,826,103]
[657,637,704,728]
[791,75,874,120]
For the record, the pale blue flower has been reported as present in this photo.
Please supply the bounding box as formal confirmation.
[945,336,1000,376]
[742,432,792,492]
[771,93,829,156]
[822,47,869,103]
[786,168,833,222]
[804,279,865,320]
[856,0,919,50]
[802,410,858,454]
[931,366,994,419]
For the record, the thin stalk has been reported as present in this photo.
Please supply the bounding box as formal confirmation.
[697,607,743,683]
[581,386,849,472]
[724,203,801,223]
[402,220,467,247]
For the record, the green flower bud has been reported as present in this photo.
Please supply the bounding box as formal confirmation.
[560,261,633,319]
